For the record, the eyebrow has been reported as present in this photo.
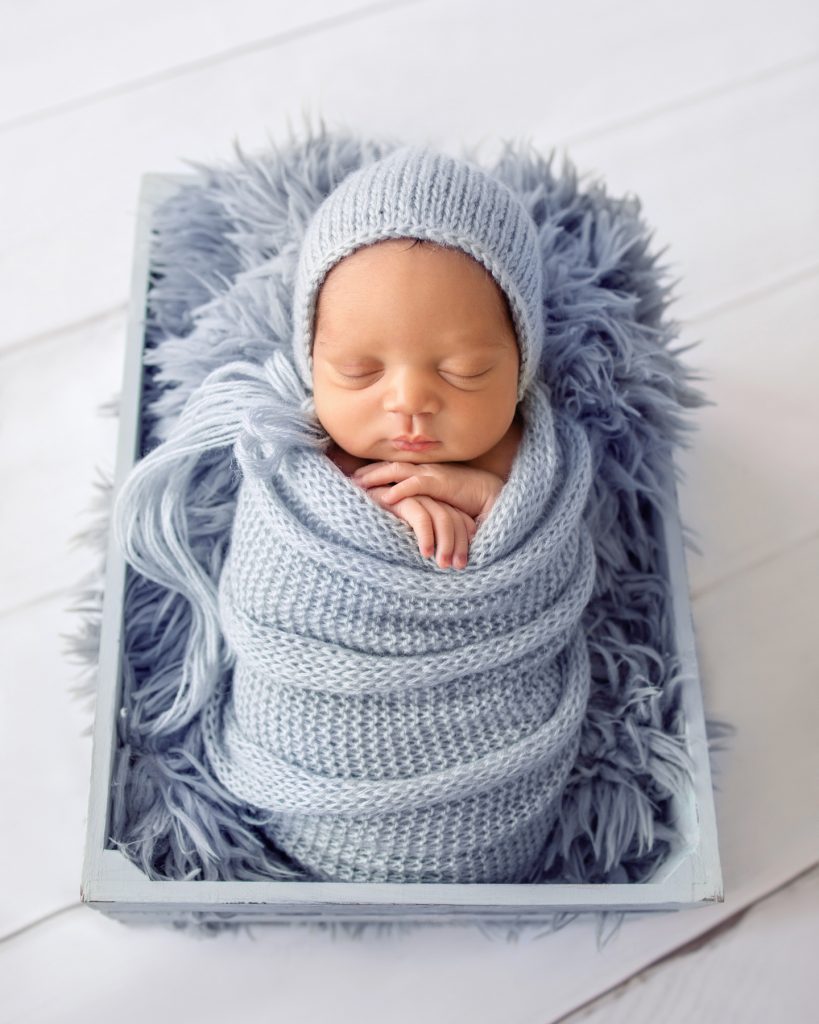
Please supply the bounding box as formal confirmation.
[314,332,513,351]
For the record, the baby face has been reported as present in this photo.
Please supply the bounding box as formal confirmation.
[311,239,520,466]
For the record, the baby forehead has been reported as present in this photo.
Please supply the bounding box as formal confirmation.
[319,237,492,281]
[314,238,515,324]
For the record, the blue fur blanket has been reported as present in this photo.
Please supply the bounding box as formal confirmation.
[68,125,717,889]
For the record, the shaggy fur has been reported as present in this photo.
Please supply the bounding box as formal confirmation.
[64,122,732,935]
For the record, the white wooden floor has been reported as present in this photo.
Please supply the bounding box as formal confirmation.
[1,2,817,1021]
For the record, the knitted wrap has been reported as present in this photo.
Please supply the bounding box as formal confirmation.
[201,351,597,883]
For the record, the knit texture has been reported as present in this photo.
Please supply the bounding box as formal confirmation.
[200,358,595,882]
[63,127,718,897]
[291,146,545,402]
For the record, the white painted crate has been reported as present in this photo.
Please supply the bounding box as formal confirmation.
[81,173,723,924]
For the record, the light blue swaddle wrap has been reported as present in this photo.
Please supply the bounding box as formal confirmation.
[200,351,597,883]
[192,145,598,883]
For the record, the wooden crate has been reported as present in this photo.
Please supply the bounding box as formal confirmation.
[81,173,723,924]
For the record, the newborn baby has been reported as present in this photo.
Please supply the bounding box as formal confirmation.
[311,236,524,569]
[113,143,595,883]
[196,145,596,883]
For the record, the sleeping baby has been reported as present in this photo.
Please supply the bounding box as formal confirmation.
[118,144,597,884]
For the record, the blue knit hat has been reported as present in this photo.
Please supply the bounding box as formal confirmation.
[291,146,545,403]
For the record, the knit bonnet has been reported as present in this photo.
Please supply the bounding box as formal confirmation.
[291,146,545,403]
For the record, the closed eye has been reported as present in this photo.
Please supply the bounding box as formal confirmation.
[333,368,491,382]
[336,369,380,379]
[441,369,491,379]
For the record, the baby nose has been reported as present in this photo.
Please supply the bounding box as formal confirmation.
[383,368,439,415]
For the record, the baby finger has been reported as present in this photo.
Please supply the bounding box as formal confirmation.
[352,461,417,487]
[379,475,437,505]
[418,496,455,569]
[450,508,470,569]
[392,497,435,559]
[461,509,479,540]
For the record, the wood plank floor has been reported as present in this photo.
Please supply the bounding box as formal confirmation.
[1,2,816,1021]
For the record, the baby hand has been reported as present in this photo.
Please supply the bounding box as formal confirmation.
[352,461,505,525]
[363,485,478,570]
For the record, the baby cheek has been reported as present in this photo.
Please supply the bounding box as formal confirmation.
[311,384,344,438]
[315,389,373,448]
